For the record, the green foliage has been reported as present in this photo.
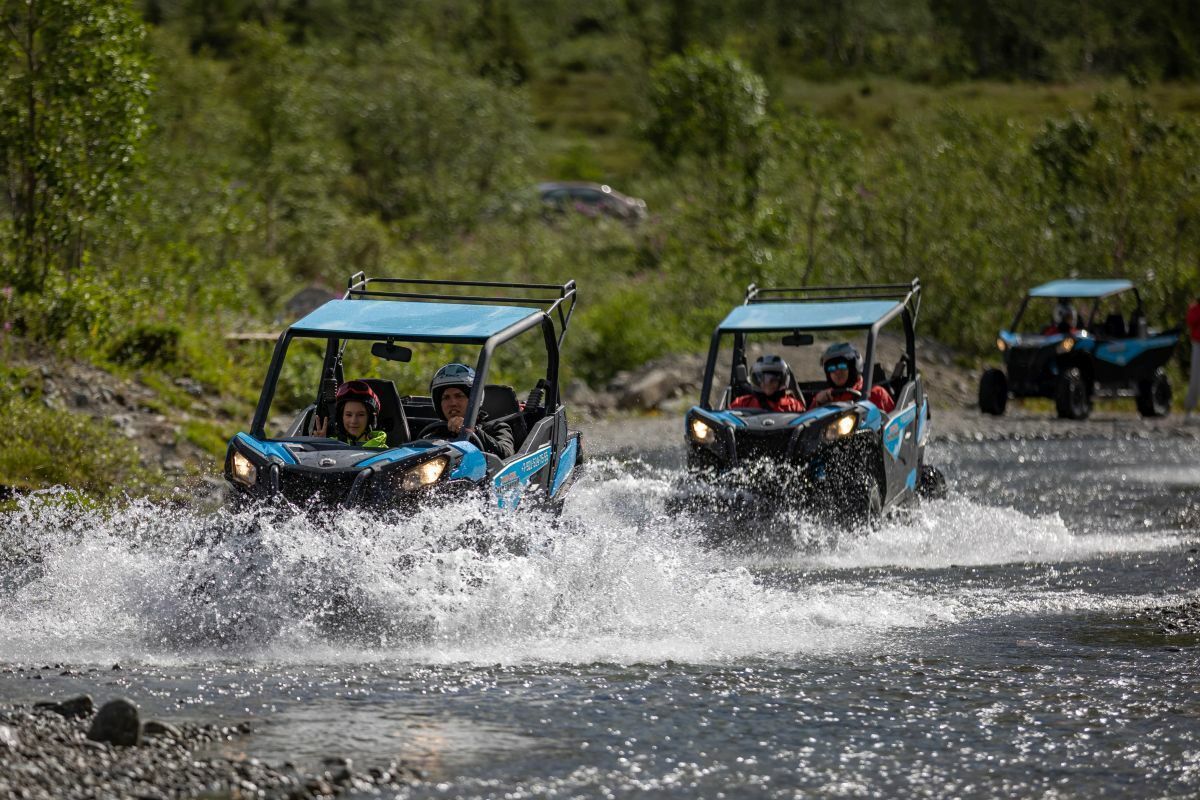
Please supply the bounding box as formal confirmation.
[0,0,150,292]
[334,40,535,237]
[644,48,768,192]
[0,392,147,497]
[108,323,182,368]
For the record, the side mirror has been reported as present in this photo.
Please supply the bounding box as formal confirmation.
[782,332,814,347]
[371,342,412,362]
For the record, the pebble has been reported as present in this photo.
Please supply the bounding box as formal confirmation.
[0,700,419,799]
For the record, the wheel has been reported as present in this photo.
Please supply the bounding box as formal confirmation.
[1136,368,1171,417]
[978,368,1008,415]
[841,471,883,529]
[917,463,947,500]
[1055,367,1091,420]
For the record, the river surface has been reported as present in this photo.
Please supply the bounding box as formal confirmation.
[1,430,1198,798]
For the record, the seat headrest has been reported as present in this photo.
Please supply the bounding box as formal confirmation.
[481,384,521,420]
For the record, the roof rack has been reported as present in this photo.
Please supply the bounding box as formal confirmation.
[345,273,578,346]
[745,280,919,304]
[745,279,921,323]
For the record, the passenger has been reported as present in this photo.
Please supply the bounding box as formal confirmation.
[312,380,389,448]
[1043,301,1080,335]
[811,342,896,413]
[424,363,514,459]
[730,354,805,412]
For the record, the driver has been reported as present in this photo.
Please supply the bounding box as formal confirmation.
[1043,300,1079,335]
[312,380,389,448]
[730,354,805,412]
[423,363,514,459]
[810,342,895,412]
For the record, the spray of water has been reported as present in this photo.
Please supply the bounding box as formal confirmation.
[0,462,1183,666]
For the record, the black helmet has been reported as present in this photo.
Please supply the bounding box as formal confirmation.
[430,363,477,420]
[334,380,381,429]
[821,342,862,386]
[750,354,792,393]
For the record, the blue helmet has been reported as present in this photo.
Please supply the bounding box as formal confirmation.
[430,363,477,419]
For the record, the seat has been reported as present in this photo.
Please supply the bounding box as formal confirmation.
[359,379,409,447]
[1103,313,1127,338]
[481,384,528,448]
[730,363,753,401]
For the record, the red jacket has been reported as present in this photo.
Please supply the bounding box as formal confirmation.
[731,391,805,412]
[1187,301,1200,343]
[812,377,895,413]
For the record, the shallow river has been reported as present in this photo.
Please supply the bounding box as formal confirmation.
[1,432,1198,798]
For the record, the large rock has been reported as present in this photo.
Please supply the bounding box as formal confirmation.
[87,698,141,746]
[618,367,678,410]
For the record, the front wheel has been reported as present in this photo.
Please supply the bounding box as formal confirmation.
[978,368,1008,415]
[1055,367,1091,420]
[1136,369,1171,417]
[841,471,883,529]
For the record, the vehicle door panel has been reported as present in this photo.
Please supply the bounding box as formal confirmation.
[880,378,922,503]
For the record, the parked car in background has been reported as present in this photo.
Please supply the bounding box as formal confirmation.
[537,181,647,223]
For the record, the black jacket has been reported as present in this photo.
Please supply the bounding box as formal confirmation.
[425,412,514,459]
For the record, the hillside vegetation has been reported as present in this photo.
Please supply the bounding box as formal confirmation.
[2,0,1199,494]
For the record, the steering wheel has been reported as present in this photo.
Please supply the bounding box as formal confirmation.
[418,421,485,451]
[841,388,863,400]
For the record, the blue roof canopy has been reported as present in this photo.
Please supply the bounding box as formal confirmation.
[289,299,541,343]
[719,300,901,332]
[1028,279,1133,299]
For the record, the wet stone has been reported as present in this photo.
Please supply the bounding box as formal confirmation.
[87,699,141,747]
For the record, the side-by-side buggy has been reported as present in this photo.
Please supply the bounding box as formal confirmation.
[979,279,1178,419]
[224,274,582,511]
[683,280,944,526]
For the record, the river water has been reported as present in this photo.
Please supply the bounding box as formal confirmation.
[1,432,1198,798]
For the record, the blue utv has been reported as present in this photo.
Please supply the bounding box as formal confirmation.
[224,274,581,512]
[683,281,944,526]
[979,279,1178,419]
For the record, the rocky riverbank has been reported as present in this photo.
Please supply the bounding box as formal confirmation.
[0,692,418,799]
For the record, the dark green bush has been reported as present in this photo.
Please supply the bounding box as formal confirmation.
[108,323,182,367]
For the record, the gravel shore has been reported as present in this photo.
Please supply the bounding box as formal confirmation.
[0,694,418,800]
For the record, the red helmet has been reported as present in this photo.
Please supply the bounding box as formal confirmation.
[335,380,381,426]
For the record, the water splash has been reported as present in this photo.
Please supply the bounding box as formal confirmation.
[0,462,1183,666]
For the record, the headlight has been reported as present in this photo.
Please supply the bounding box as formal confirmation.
[689,417,714,444]
[996,337,1007,352]
[1057,337,1075,353]
[402,456,448,490]
[822,414,857,442]
[230,451,257,487]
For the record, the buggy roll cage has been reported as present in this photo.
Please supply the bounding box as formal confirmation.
[345,272,578,349]
[1008,286,1143,334]
[249,274,578,440]
[745,280,922,318]
[699,280,922,411]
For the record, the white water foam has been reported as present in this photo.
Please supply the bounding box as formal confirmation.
[0,466,1184,667]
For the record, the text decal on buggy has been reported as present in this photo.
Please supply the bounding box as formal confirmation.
[883,405,918,461]
[494,446,552,509]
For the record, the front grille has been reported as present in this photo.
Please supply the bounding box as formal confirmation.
[277,468,360,506]
[735,432,792,464]
[1007,347,1053,393]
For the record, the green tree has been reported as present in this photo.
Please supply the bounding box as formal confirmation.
[0,0,150,293]
[644,48,767,208]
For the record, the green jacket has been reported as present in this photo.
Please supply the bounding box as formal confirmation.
[340,429,388,449]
